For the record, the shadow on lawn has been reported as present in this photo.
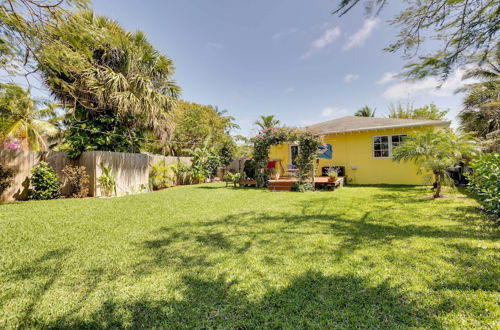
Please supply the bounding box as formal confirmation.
[40,271,440,329]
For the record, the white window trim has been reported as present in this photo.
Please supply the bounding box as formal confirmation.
[289,144,299,166]
[372,134,407,159]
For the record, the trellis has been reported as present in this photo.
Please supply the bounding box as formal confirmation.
[251,127,322,191]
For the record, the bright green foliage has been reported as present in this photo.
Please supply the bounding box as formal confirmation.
[223,172,243,187]
[0,184,498,328]
[0,83,58,150]
[97,163,116,197]
[149,162,174,191]
[467,153,500,218]
[334,1,499,80]
[30,161,61,200]
[38,10,180,156]
[254,115,280,130]
[388,103,449,120]
[393,129,478,198]
[166,101,237,157]
[354,106,376,117]
[252,127,322,189]
[0,165,14,194]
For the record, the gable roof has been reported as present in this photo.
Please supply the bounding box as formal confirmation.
[305,116,450,135]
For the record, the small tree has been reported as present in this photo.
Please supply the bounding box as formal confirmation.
[393,129,478,198]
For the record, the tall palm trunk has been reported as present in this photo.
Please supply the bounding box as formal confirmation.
[433,171,442,198]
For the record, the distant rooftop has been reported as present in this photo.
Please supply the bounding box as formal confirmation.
[305,116,450,135]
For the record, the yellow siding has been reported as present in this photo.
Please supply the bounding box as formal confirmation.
[268,126,434,185]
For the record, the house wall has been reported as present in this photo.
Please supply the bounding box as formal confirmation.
[268,126,438,185]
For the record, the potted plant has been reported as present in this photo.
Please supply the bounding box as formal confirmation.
[327,168,338,182]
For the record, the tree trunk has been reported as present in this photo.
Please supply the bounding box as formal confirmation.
[433,172,442,198]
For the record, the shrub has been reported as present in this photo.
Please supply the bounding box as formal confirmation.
[97,163,117,197]
[467,153,500,217]
[30,161,61,200]
[62,165,89,198]
[223,172,243,188]
[243,159,257,180]
[149,162,173,190]
[0,165,15,195]
[293,181,314,192]
[171,162,189,185]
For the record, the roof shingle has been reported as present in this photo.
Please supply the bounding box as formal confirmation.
[305,116,450,135]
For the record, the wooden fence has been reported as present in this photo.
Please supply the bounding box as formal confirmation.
[0,150,192,201]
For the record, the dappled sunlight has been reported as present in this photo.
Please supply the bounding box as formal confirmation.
[0,184,498,328]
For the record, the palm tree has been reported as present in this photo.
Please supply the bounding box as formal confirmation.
[255,115,280,130]
[0,83,58,151]
[354,106,376,117]
[38,10,180,153]
[393,129,478,198]
[458,57,500,139]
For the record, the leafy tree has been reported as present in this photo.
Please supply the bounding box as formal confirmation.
[388,103,449,120]
[0,0,87,72]
[254,115,280,130]
[393,129,478,198]
[169,100,237,156]
[37,10,180,156]
[458,56,500,139]
[333,1,499,80]
[0,83,58,150]
[354,106,376,117]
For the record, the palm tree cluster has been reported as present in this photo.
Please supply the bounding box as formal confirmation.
[354,106,376,117]
[36,10,180,155]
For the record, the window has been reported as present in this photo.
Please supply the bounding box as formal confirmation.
[290,145,299,166]
[373,134,406,158]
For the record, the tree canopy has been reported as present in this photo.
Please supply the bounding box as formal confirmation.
[354,106,376,117]
[388,103,449,121]
[254,115,280,130]
[37,10,180,156]
[334,0,500,80]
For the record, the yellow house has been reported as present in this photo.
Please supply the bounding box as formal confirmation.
[268,116,450,185]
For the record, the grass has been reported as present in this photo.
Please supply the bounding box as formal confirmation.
[0,184,498,328]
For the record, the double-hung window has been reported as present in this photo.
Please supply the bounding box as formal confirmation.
[373,134,407,158]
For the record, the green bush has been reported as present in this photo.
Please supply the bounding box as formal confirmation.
[149,162,173,190]
[0,165,14,195]
[467,153,500,217]
[30,161,61,200]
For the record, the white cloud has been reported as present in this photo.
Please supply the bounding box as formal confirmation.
[301,27,341,59]
[376,72,397,85]
[344,74,359,83]
[381,68,477,100]
[285,87,295,93]
[273,27,299,40]
[321,107,349,118]
[343,18,379,50]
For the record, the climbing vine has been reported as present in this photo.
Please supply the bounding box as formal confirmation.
[251,127,322,190]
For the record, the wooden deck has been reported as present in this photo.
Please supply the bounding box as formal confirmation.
[238,176,345,191]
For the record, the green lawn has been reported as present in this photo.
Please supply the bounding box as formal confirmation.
[0,184,498,328]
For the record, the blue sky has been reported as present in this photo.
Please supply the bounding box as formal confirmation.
[9,0,471,137]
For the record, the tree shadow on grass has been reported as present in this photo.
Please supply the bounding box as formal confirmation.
[40,270,441,329]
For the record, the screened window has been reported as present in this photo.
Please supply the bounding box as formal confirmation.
[373,135,406,158]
